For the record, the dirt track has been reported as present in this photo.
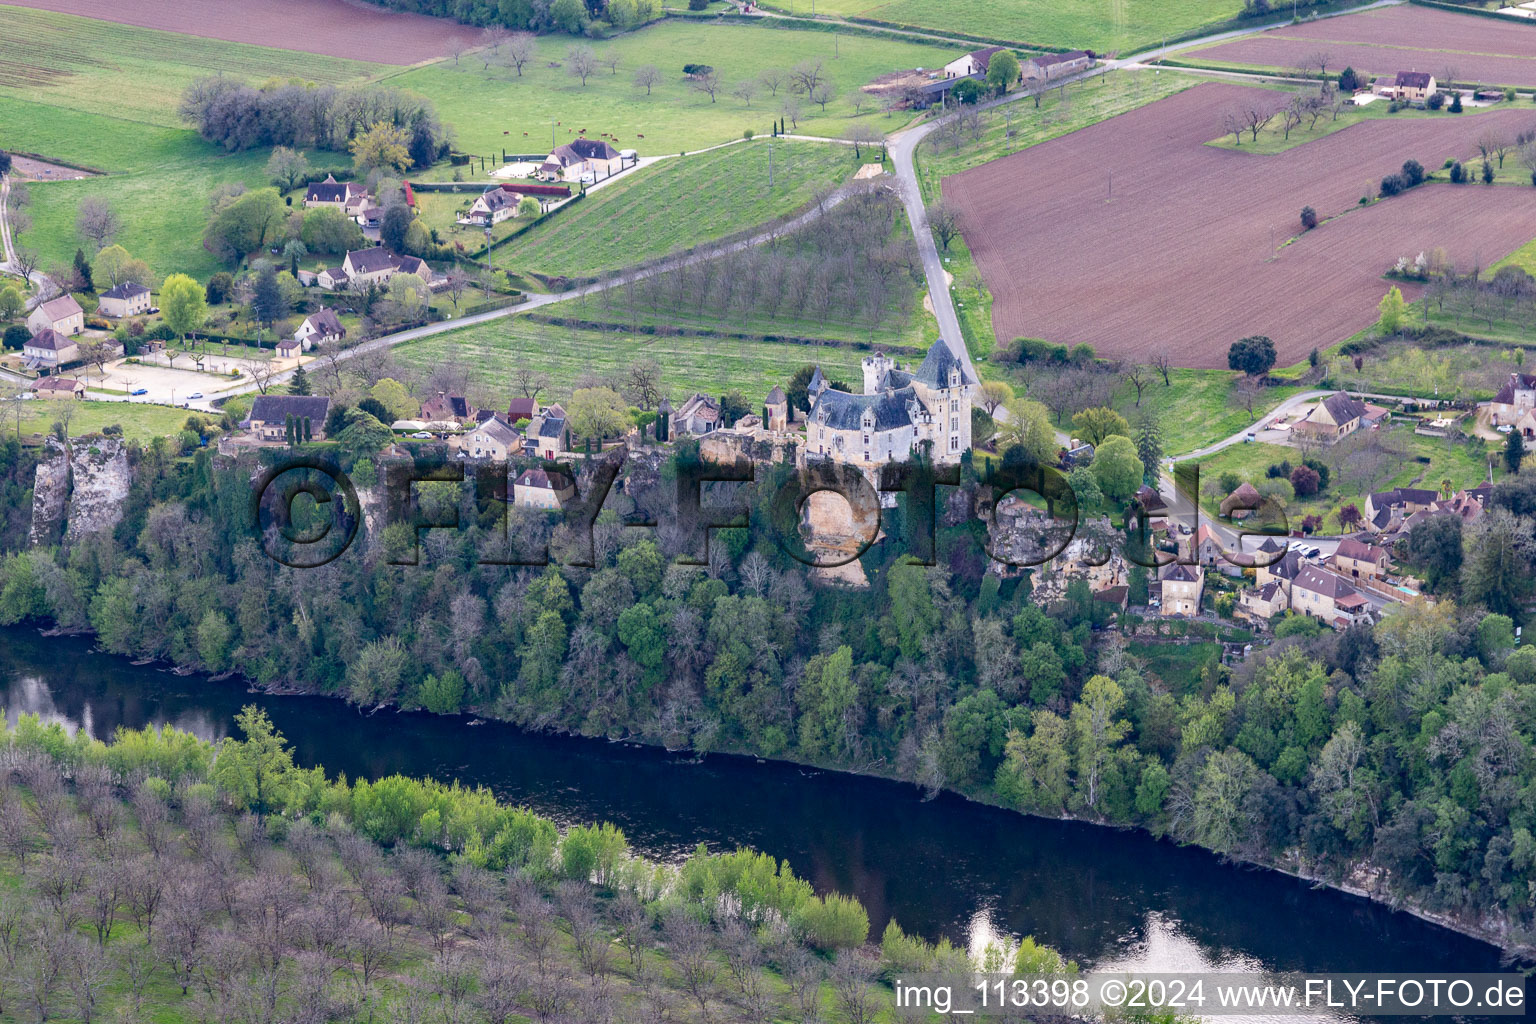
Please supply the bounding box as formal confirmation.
[5,0,464,64]
[1195,6,1536,87]
[942,81,1536,368]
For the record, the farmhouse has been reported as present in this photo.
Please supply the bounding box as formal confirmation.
[1240,580,1289,620]
[27,295,84,337]
[97,282,151,318]
[943,46,1004,79]
[1023,50,1092,81]
[1158,562,1204,617]
[1364,486,1439,530]
[466,416,521,460]
[29,377,85,399]
[513,467,576,510]
[671,394,723,437]
[422,393,472,424]
[506,397,541,423]
[1294,392,1367,443]
[1373,70,1436,101]
[804,341,976,473]
[460,188,520,226]
[539,139,624,182]
[22,328,80,370]
[317,248,432,290]
[245,395,331,443]
[293,307,345,350]
[1331,537,1389,579]
[304,175,372,216]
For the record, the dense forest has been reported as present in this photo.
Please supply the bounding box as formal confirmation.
[0,706,1037,1023]
[3,429,1536,950]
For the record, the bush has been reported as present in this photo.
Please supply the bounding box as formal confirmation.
[790,893,869,950]
[1450,92,1463,113]
[1402,159,1424,186]
[1482,161,1495,184]
[1426,91,1445,110]
[952,78,982,104]
[1290,464,1321,497]
[1449,161,1466,184]
[1338,66,1360,92]
[1378,173,1406,197]
[2,325,29,350]
[1300,205,1318,230]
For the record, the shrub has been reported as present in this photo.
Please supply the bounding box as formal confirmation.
[1449,161,1466,184]
[1426,91,1445,111]
[1483,161,1495,184]
[1338,66,1360,92]
[2,325,29,350]
[1300,205,1318,230]
[1290,464,1321,497]
[1378,173,1406,197]
[790,893,869,950]
[1450,92,1463,113]
[1402,159,1424,186]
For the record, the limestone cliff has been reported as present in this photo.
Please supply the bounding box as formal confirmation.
[28,438,69,547]
[29,435,131,545]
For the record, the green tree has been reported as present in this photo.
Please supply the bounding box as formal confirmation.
[567,386,630,442]
[266,146,310,191]
[300,206,365,255]
[93,244,152,290]
[798,646,857,758]
[1090,434,1141,502]
[887,562,938,661]
[212,706,299,817]
[997,397,1057,463]
[195,609,233,672]
[416,670,466,714]
[202,187,285,266]
[0,285,22,321]
[350,122,412,175]
[348,636,410,705]
[159,273,208,345]
[790,893,868,950]
[1135,414,1163,484]
[517,196,543,217]
[289,364,311,396]
[1461,509,1534,615]
[1071,675,1129,813]
[1378,285,1407,333]
[381,204,413,252]
[1071,407,1131,446]
[1227,335,1276,377]
[1506,429,1525,475]
[997,711,1072,813]
[250,264,289,338]
[985,50,1021,95]
[370,378,420,420]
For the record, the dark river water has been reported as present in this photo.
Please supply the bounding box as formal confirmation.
[0,628,1510,991]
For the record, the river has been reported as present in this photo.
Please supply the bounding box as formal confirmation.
[0,628,1506,990]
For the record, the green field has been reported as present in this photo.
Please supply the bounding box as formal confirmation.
[765,0,1244,53]
[386,21,952,157]
[495,140,863,278]
[391,303,868,405]
[1112,368,1305,457]
[4,399,203,443]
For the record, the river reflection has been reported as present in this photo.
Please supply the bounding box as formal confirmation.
[0,627,1509,1008]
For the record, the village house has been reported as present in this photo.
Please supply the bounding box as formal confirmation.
[804,341,975,475]
[1255,546,1305,590]
[1192,523,1227,569]
[671,393,723,437]
[292,307,346,351]
[523,408,569,459]
[96,282,152,319]
[1331,537,1390,580]
[1134,484,1167,514]
[245,395,331,443]
[506,397,541,423]
[304,175,372,217]
[29,377,85,399]
[317,248,431,291]
[1294,392,1367,443]
[465,416,521,460]
[1240,580,1290,621]
[460,188,520,226]
[22,328,80,370]
[539,139,624,182]
[1158,562,1204,617]
[422,393,472,424]
[513,467,576,510]
[1364,486,1440,531]
[1290,566,1372,628]
[943,46,1004,79]
[1023,50,1092,81]
[27,295,84,337]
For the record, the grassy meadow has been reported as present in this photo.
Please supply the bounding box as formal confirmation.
[391,303,868,405]
[4,399,204,443]
[761,0,1245,53]
[495,140,864,278]
[384,21,953,157]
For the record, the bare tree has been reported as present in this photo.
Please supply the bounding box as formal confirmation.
[599,51,620,75]
[511,363,549,401]
[1152,350,1172,386]
[447,37,467,65]
[632,64,661,95]
[691,67,721,102]
[11,247,39,287]
[662,909,716,1013]
[504,32,536,76]
[1242,100,1280,142]
[1123,363,1151,406]
[482,25,510,55]
[1221,106,1244,145]
[781,96,802,130]
[928,199,961,251]
[75,197,120,250]
[790,59,825,96]
[848,123,882,160]
[831,954,880,1024]
[623,358,663,409]
[759,66,786,96]
[1281,94,1305,140]
[732,78,761,107]
[1302,50,1334,78]
[810,80,837,111]
[566,45,597,86]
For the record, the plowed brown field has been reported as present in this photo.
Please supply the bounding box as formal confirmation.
[942,81,1536,368]
[6,0,463,63]
[1195,6,1536,87]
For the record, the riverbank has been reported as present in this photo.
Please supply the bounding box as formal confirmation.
[33,626,1523,964]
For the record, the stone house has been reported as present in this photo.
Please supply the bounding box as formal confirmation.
[513,467,575,510]
[23,328,79,369]
[27,295,84,337]
[97,282,152,318]
[1159,562,1204,617]
[245,395,331,443]
[466,416,521,460]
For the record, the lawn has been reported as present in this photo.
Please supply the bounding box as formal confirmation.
[4,400,203,443]
[390,302,868,406]
[385,20,953,158]
[1126,639,1222,695]
[763,0,1246,53]
[492,140,865,278]
[1203,94,1520,158]
[1113,369,1306,457]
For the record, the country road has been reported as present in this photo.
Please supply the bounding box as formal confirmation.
[0,175,58,310]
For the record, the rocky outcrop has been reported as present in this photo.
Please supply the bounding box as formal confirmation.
[65,437,129,541]
[28,438,69,547]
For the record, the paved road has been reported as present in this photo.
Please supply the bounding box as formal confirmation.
[0,174,58,310]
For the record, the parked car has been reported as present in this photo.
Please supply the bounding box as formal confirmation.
[130,388,148,396]
[410,431,433,439]
[188,392,203,400]
[147,307,160,314]
[1498,424,1514,434]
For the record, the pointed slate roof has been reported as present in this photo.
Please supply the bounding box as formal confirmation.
[911,340,974,389]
